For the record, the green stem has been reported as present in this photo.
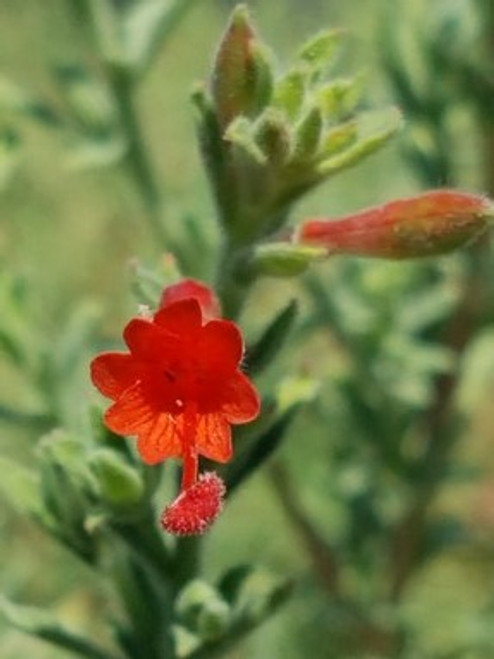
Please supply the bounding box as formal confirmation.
[108,66,169,249]
[483,1,494,197]
[269,461,341,596]
[172,536,202,592]
[112,514,172,576]
[215,238,256,320]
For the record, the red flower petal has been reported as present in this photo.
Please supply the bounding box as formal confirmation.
[90,352,140,400]
[196,413,232,462]
[124,318,171,362]
[104,383,156,435]
[104,384,183,463]
[221,371,261,423]
[136,413,183,464]
[161,471,226,536]
[153,299,203,334]
[196,319,244,372]
[160,279,221,321]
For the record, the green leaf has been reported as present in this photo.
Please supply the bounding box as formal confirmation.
[0,456,52,525]
[123,0,198,74]
[248,42,275,115]
[0,77,60,127]
[55,65,117,135]
[292,105,323,162]
[247,299,298,375]
[317,107,402,177]
[129,259,170,307]
[88,0,126,67]
[272,69,306,119]
[184,568,292,658]
[226,406,299,493]
[297,29,345,74]
[224,116,266,165]
[54,301,101,379]
[173,624,202,658]
[220,566,292,623]
[276,374,320,412]
[253,108,291,165]
[317,77,362,121]
[37,432,98,560]
[319,118,358,158]
[0,596,119,659]
[89,448,144,507]
[218,565,254,604]
[0,128,21,190]
[66,135,127,170]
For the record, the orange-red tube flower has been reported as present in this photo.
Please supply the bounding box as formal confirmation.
[90,278,260,534]
[297,190,493,259]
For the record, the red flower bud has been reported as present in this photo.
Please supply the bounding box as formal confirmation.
[161,472,226,536]
[159,278,221,320]
[297,190,493,259]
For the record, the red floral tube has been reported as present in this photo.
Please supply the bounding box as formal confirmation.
[297,190,494,259]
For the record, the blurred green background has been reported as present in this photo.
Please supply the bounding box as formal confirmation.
[1,1,493,657]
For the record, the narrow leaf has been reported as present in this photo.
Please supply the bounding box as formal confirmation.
[317,107,402,178]
[247,300,298,375]
[297,29,345,73]
[0,456,50,524]
[0,596,119,659]
[226,406,299,493]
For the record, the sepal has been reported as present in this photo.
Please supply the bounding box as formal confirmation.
[251,242,326,277]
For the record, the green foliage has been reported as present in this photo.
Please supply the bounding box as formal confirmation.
[1,2,494,659]
[0,597,118,659]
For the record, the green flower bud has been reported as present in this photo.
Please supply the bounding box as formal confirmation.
[175,580,230,639]
[254,109,292,165]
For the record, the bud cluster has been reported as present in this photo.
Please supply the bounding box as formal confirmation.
[194,4,401,245]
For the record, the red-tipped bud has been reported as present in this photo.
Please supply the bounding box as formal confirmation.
[161,472,226,536]
[211,5,261,128]
[159,278,221,320]
[297,190,493,259]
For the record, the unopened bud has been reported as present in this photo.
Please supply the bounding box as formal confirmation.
[210,5,271,128]
[254,109,291,165]
[297,190,493,259]
[159,278,221,320]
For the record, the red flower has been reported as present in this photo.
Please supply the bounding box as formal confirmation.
[90,279,260,534]
[159,278,221,321]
